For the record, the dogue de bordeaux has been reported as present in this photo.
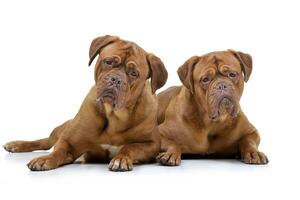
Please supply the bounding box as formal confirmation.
[156,50,268,165]
[3,35,168,172]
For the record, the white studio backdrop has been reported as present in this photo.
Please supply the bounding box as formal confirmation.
[0,0,299,200]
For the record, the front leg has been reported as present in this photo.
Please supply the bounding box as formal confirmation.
[108,140,159,172]
[156,136,181,166]
[239,129,269,164]
[27,139,74,171]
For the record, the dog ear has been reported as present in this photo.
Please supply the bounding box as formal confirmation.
[146,53,168,94]
[88,35,119,66]
[177,56,200,94]
[228,49,252,82]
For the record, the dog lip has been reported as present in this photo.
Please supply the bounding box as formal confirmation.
[96,88,119,108]
[219,95,232,102]
[209,95,236,121]
[218,96,233,107]
[102,90,115,98]
[210,112,220,121]
[219,96,239,118]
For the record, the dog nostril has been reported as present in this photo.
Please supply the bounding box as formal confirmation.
[117,80,121,85]
[217,83,227,90]
[111,77,116,82]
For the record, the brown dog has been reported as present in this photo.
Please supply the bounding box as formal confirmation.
[3,35,168,172]
[157,50,268,166]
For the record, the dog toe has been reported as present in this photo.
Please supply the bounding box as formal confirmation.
[3,142,18,153]
[108,155,133,172]
[27,156,58,171]
[157,152,181,166]
[242,151,269,165]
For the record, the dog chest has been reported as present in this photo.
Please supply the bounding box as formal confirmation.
[100,144,123,158]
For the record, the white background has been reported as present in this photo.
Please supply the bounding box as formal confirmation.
[0,0,299,199]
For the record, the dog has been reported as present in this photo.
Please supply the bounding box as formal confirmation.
[3,35,168,172]
[156,50,268,166]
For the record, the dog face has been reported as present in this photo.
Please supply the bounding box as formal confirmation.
[88,35,168,111]
[177,50,252,122]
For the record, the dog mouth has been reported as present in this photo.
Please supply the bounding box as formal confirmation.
[209,96,238,122]
[96,88,118,108]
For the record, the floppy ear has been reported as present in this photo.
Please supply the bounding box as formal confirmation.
[146,53,168,94]
[228,49,253,82]
[88,35,119,66]
[177,56,200,94]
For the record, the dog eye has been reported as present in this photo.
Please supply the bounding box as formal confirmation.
[103,58,114,67]
[201,76,210,84]
[128,70,139,79]
[228,72,237,78]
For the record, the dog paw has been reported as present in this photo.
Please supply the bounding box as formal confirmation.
[241,151,269,164]
[108,155,133,172]
[156,152,181,166]
[3,141,26,153]
[27,156,58,171]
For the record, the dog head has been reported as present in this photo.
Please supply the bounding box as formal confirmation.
[88,35,168,111]
[177,50,252,122]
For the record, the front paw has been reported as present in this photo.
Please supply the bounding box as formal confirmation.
[108,155,133,172]
[27,155,58,171]
[156,152,181,166]
[241,151,269,164]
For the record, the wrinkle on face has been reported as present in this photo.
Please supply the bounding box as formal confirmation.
[93,41,149,112]
[193,52,242,122]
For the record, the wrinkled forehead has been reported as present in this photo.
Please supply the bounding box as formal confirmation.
[100,40,148,66]
[194,51,241,75]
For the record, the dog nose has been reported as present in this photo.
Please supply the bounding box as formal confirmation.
[216,82,228,91]
[110,75,122,85]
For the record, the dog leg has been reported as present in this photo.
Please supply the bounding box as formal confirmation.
[3,120,70,153]
[3,138,51,153]
[108,141,159,172]
[27,138,75,171]
[239,130,268,164]
[156,136,181,166]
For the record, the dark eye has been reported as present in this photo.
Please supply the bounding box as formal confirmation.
[103,58,113,66]
[201,76,210,84]
[229,72,237,78]
[128,70,139,79]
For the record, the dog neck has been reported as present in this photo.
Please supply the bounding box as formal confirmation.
[180,87,206,126]
[123,81,157,125]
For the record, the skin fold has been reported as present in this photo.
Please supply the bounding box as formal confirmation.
[157,50,268,166]
[3,35,168,172]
